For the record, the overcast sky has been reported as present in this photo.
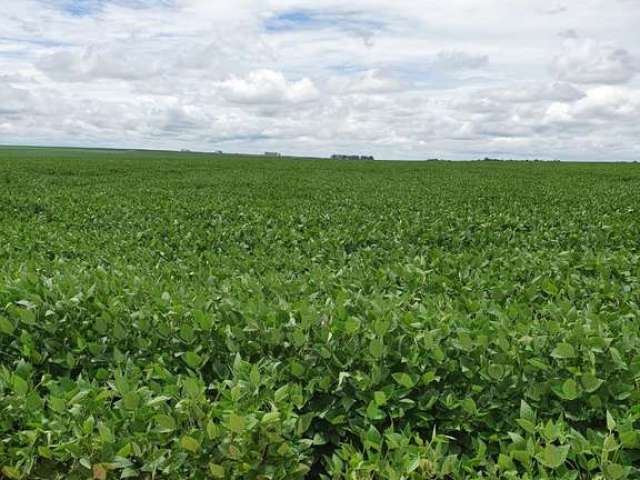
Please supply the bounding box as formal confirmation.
[2,1,640,160]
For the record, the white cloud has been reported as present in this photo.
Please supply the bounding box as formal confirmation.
[540,4,568,15]
[573,86,640,120]
[432,51,489,71]
[478,82,586,104]
[217,69,319,104]
[0,84,33,114]
[551,38,638,85]
[37,45,163,81]
[327,69,404,94]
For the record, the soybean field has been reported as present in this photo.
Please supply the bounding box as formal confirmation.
[1,147,640,479]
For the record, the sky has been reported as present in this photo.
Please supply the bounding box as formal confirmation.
[1,0,639,160]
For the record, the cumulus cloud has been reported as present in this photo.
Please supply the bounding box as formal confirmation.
[541,4,568,15]
[551,38,638,85]
[573,86,640,120]
[217,70,319,104]
[0,84,34,114]
[327,69,404,94]
[38,45,163,81]
[432,51,489,71]
[540,87,640,137]
[479,82,586,104]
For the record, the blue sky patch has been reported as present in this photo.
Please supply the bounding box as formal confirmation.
[49,0,174,17]
[265,9,385,34]
[56,0,105,16]
[0,36,68,48]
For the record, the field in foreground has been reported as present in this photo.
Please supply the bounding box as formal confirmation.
[0,148,639,479]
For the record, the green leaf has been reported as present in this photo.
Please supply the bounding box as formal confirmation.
[274,385,288,402]
[422,370,437,384]
[620,431,639,449]
[551,342,576,359]
[606,411,617,431]
[456,332,474,351]
[98,422,114,443]
[344,317,360,335]
[261,410,281,424]
[180,435,200,452]
[2,466,23,480]
[116,443,132,458]
[537,444,569,469]
[114,373,129,395]
[290,361,305,377]
[603,434,619,452]
[12,375,28,396]
[392,372,415,389]
[373,319,390,337]
[155,414,176,433]
[604,463,626,480]
[516,418,537,434]
[0,315,15,335]
[374,391,387,406]
[461,397,477,415]
[48,396,66,413]
[527,358,549,370]
[366,400,384,420]
[512,450,531,466]
[366,425,382,450]
[520,400,536,422]
[487,363,505,380]
[202,420,218,439]
[562,379,579,400]
[146,395,172,407]
[209,464,225,478]
[183,351,202,369]
[276,443,289,455]
[195,310,213,330]
[369,338,385,358]
[581,373,604,393]
[17,308,35,325]
[431,347,445,363]
[498,453,515,471]
[228,413,245,433]
[182,377,201,398]
[404,452,421,473]
[121,468,139,479]
[122,391,140,410]
[249,365,260,385]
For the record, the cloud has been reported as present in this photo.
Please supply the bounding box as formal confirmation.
[540,4,568,15]
[0,84,33,114]
[37,45,163,81]
[264,9,385,35]
[327,69,404,94]
[217,69,319,105]
[558,29,578,39]
[432,51,489,71]
[572,86,640,120]
[1,0,640,160]
[551,38,638,85]
[479,82,586,104]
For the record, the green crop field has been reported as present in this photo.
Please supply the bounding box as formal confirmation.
[1,148,639,479]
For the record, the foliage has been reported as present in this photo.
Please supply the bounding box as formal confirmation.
[1,148,639,478]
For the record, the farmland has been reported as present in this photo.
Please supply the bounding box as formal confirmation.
[0,148,639,479]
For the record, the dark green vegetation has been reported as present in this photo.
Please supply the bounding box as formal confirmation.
[1,148,639,479]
